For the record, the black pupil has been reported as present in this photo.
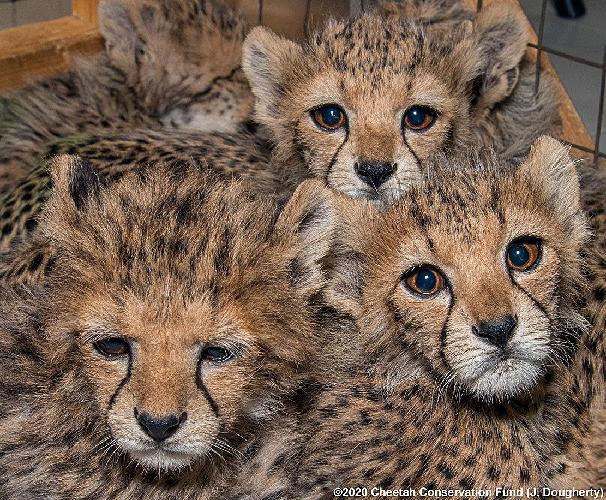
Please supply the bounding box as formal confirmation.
[509,245,530,267]
[204,347,230,362]
[406,107,427,127]
[320,107,342,127]
[415,269,437,292]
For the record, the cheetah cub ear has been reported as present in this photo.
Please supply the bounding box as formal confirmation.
[324,197,378,317]
[99,0,143,77]
[48,154,105,214]
[518,135,582,223]
[274,179,338,294]
[473,2,528,110]
[242,26,304,124]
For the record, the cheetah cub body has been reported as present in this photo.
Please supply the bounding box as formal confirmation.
[246,137,603,498]
[0,156,338,498]
[0,0,252,192]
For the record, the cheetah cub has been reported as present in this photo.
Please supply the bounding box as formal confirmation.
[242,2,559,203]
[281,137,603,497]
[0,156,337,498]
[0,0,252,192]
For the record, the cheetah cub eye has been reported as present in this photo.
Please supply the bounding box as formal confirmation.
[310,104,348,132]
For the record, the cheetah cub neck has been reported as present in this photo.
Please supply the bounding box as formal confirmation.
[331,136,591,403]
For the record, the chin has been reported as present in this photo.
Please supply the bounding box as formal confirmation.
[460,357,546,403]
[121,442,198,472]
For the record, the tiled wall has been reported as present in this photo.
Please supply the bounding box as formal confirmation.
[0,0,72,30]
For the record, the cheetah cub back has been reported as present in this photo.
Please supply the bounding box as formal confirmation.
[287,136,603,497]
[0,155,338,499]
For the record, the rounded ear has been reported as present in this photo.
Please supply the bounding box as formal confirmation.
[274,179,337,293]
[324,197,376,318]
[49,154,104,213]
[99,0,139,72]
[472,3,529,109]
[242,26,304,124]
[518,136,581,221]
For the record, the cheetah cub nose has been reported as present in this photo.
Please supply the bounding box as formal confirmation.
[355,161,396,188]
[135,409,188,442]
[472,315,517,348]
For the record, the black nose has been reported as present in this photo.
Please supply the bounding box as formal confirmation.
[355,161,396,188]
[135,410,187,442]
[473,315,517,348]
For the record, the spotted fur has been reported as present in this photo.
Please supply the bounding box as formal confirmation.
[0,156,338,498]
[0,128,279,258]
[0,0,252,193]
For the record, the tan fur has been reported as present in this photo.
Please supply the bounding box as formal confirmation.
[234,137,604,498]
[0,156,339,498]
[242,4,560,203]
[0,0,252,193]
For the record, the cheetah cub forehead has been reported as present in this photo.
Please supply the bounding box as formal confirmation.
[330,136,590,402]
[242,3,550,203]
[39,156,336,472]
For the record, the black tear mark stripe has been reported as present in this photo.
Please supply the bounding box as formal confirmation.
[325,128,350,183]
[196,356,220,417]
[439,286,456,372]
[402,133,421,170]
[513,281,554,337]
[108,355,133,413]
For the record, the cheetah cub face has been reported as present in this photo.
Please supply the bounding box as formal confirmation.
[41,156,335,472]
[243,4,532,202]
[331,137,589,402]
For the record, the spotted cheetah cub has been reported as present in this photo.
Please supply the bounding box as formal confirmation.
[242,2,559,203]
[0,0,251,192]
[0,155,337,498]
[263,137,602,497]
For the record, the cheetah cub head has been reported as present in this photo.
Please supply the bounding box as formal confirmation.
[243,4,556,203]
[39,156,336,472]
[100,0,252,131]
[329,137,589,402]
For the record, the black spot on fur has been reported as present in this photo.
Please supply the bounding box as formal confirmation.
[68,159,104,211]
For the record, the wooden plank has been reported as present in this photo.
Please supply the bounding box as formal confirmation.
[72,0,100,25]
[224,0,350,39]
[467,0,595,157]
[0,16,103,92]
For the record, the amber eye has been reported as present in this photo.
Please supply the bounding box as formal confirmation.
[311,105,347,131]
[402,106,437,131]
[93,337,130,358]
[506,238,542,272]
[403,266,445,296]
[201,346,233,364]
